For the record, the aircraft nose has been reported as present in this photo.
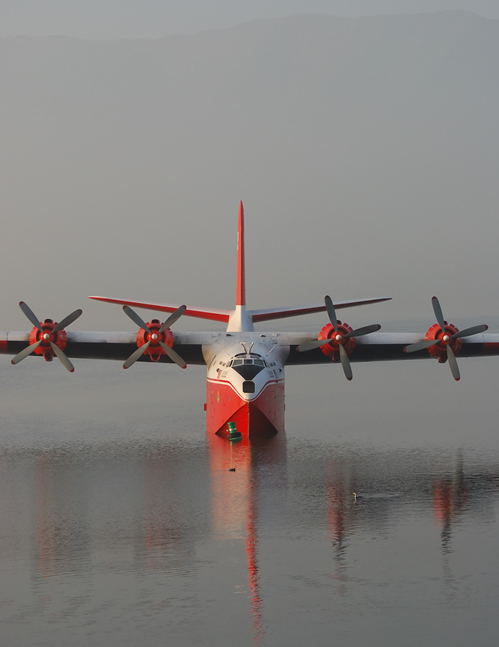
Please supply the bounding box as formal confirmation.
[242,380,255,394]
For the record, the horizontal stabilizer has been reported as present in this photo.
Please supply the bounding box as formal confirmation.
[250,297,391,323]
[89,296,231,323]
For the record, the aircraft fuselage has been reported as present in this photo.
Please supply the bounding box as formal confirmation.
[203,334,288,435]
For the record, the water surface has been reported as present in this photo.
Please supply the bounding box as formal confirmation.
[1,359,499,646]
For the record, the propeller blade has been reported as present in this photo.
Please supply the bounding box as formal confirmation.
[11,340,43,365]
[123,306,151,333]
[325,295,339,333]
[296,339,332,353]
[338,343,353,381]
[404,339,440,353]
[296,338,334,353]
[432,296,446,333]
[123,341,151,369]
[447,345,461,381]
[52,309,83,334]
[345,323,381,338]
[452,324,488,339]
[50,342,75,373]
[159,305,186,334]
[19,301,43,332]
[159,341,187,369]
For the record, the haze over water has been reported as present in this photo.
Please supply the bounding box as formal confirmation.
[1,358,499,646]
[2,6,499,644]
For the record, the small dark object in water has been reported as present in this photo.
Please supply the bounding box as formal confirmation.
[229,467,236,472]
[353,492,363,501]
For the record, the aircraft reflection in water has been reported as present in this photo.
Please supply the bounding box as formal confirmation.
[207,432,288,642]
[325,449,498,599]
[2,439,498,642]
[433,451,466,555]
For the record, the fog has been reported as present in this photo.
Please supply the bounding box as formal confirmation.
[2,1,499,38]
[1,10,498,338]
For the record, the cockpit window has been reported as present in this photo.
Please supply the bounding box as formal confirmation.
[229,355,267,379]
[229,357,266,368]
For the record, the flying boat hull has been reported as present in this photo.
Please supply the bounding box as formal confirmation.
[206,379,284,436]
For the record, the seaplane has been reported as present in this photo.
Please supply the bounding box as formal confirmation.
[2,202,499,437]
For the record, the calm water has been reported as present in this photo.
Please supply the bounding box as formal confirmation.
[1,359,499,646]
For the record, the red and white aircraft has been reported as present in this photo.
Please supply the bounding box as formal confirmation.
[2,202,499,436]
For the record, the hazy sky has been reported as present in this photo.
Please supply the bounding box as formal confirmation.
[2,9,499,335]
[1,1,498,39]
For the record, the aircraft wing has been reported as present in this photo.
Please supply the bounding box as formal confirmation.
[281,332,499,365]
[0,331,211,366]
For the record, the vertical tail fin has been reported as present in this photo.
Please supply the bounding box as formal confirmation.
[236,201,246,306]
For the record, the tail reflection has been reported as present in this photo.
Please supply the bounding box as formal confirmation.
[207,432,287,643]
[246,483,263,642]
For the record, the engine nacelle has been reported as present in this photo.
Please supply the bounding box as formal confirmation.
[28,319,68,362]
[425,321,463,363]
[136,319,174,362]
[318,321,356,361]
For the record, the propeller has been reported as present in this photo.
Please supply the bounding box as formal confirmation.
[297,295,381,381]
[11,301,82,372]
[404,296,488,381]
[122,305,187,369]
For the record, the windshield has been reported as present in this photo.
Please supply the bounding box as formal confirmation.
[231,358,266,368]
[229,355,267,380]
